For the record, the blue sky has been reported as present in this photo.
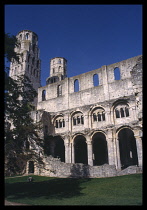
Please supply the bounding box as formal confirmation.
[5,4,142,86]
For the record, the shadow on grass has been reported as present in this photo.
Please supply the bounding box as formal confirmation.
[5,177,91,201]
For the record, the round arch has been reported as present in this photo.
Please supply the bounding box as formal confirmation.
[54,136,65,162]
[117,127,138,169]
[74,134,88,164]
[91,130,107,140]
[92,132,108,166]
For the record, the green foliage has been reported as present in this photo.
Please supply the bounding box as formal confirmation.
[5,33,19,63]
[5,174,142,205]
[4,33,42,176]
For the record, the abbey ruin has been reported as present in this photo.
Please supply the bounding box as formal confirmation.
[9,30,143,178]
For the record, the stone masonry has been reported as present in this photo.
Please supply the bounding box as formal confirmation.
[9,30,143,178]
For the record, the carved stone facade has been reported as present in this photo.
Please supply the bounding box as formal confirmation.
[10,30,142,177]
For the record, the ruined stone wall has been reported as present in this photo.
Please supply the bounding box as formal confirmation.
[28,156,141,178]
[37,55,141,112]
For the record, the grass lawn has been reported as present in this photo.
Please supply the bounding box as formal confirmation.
[5,174,142,206]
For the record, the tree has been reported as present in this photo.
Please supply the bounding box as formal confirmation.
[4,33,43,176]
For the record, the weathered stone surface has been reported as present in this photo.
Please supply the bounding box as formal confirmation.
[9,30,143,178]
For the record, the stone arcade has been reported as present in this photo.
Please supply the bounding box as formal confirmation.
[9,30,142,177]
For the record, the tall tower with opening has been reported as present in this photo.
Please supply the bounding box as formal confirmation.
[46,57,67,84]
[9,30,41,106]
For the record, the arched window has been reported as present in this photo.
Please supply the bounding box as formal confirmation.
[93,74,99,86]
[74,79,79,92]
[77,116,80,124]
[72,112,84,126]
[57,85,62,97]
[114,67,121,80]
[81,115,84,124]
[102,112,105,121]
[115,109,120,118]
[92,108,105,122]
[120,108,125,117]
[55,116,65,128]
[98,113,101,121]
[93,113,97,121]
[59,120,62,128]
[42,90,46,101]
[25,33,29,40]
[73,117,76,125]
[58,59,61,64]
[63,119,65,127]
[115,103,130,118]
[125,107,129,117]
[56,120,58,128]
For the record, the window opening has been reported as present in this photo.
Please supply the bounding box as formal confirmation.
[25,33,29,40]
[81,115,84,124]
[114,67,121,80]
[125,107,129,117]
[93,113,97,121]
[73,117,76,125]
[56,120,58,128]
[57,85,62,97]
[59,120,62,128]
[115,109,120,118]
[63,119,65,127]
[74,79,79,92]
[120,108,125,117]
[98,113,101,121]
[93,74,99,86]
[42,90,46,101]
[102,112,105,121]
[77,116,80,124]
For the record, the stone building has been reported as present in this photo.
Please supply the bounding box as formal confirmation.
[9,30,142,177]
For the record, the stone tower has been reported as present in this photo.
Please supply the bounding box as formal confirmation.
[9,30,41,106]
[46,57,67,84]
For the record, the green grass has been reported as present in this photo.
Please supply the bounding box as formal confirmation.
[5,174,142,206]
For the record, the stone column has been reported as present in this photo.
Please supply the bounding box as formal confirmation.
[65,142,69,163]
[71,142,75,163]
[86,135,93,166]
[64,135,70,163]
[115,137,121,170]
[134,135,142,168]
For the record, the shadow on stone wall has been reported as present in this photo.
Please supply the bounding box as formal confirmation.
[70,163,90,178]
